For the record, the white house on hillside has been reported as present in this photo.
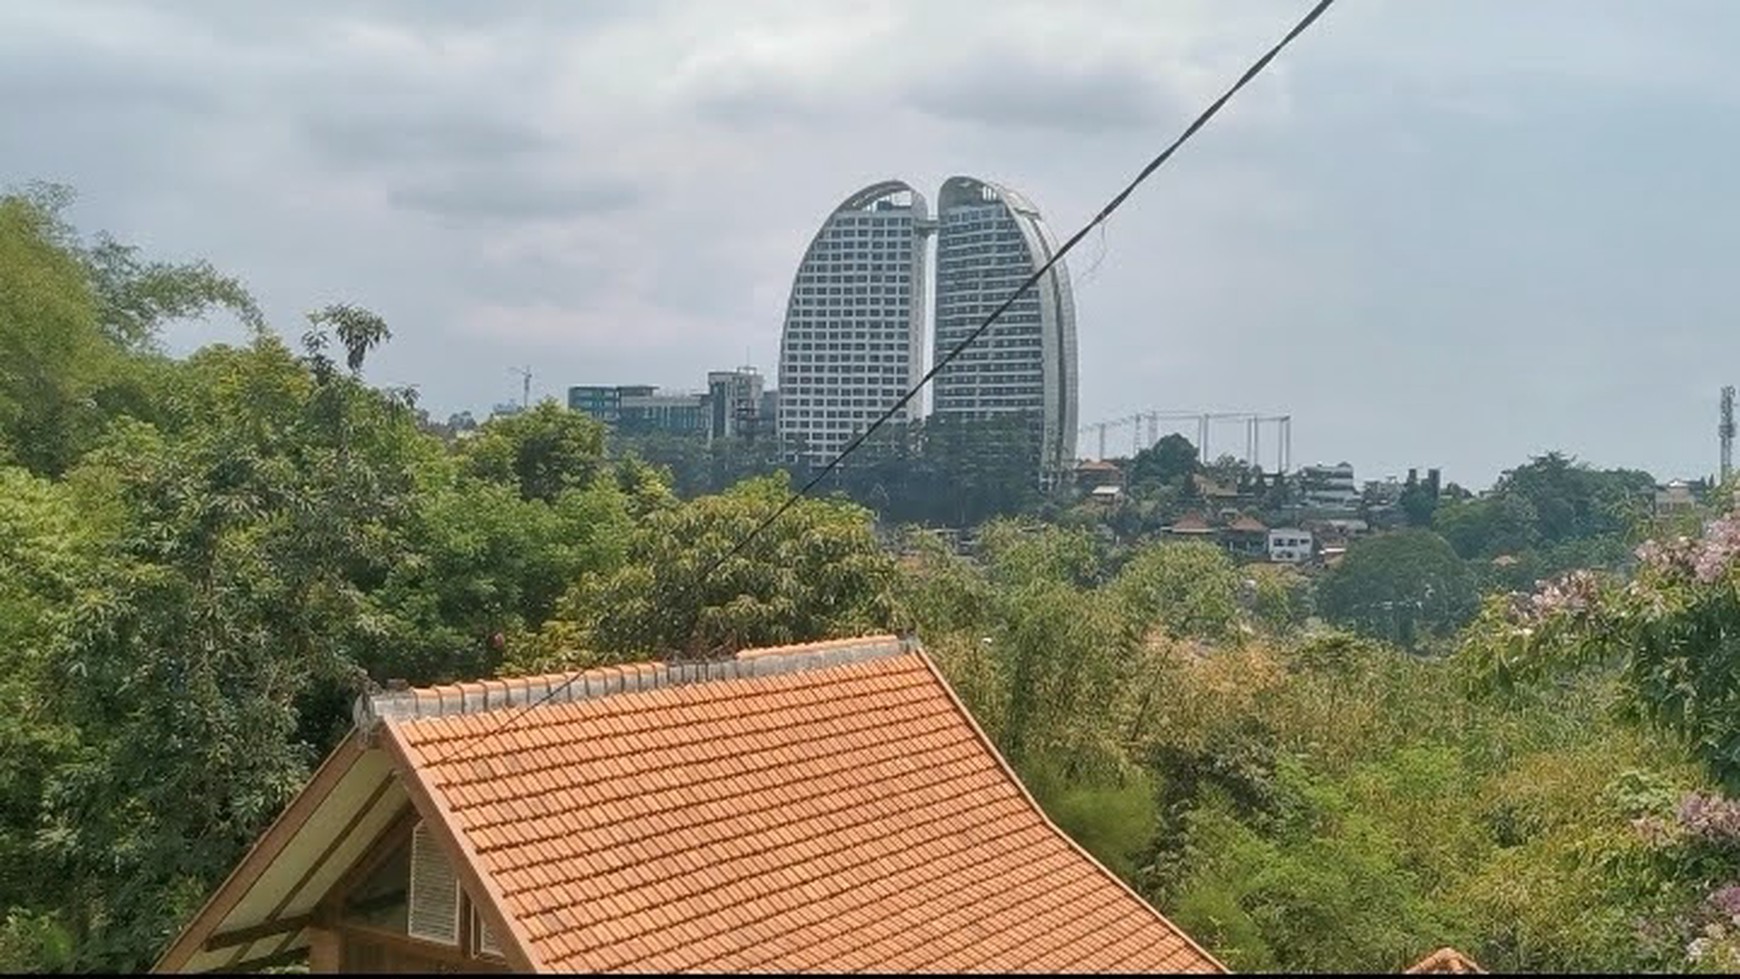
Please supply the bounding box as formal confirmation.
[1268,527,1314,564]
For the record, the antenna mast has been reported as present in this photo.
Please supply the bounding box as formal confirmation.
[509,366,532,409]
[1721,385,1735,485]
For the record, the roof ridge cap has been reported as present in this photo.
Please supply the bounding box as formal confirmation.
[353,633,915,731]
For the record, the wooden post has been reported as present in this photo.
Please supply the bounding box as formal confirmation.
[307,926,340,973]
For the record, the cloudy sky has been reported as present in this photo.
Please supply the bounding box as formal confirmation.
[5,0,1739,488]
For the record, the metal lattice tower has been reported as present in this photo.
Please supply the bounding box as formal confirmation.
[510,366,532,409]
[1721,385,1735,485]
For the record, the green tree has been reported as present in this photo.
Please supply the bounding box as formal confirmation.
[1398,471,1439,528]
[82,229,263,351]
[1246,563,1313,636]
[1,184,268,476]
[462,399,608,503]
[1114,541,1243,643]
[550,473,898,660]
[1492,452,1654,546]
[1318,530,1477,647]
[0,467,92,970]
[1203,453,1254,492]
[0,189,111,475]
[907,413,1044,526]
[1433,494,1539,560]
[977,520,1104,591]
[1128,433,1200,492]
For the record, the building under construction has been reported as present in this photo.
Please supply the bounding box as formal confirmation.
[1078,411,1293,475]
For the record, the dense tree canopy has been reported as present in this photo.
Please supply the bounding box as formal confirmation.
[1318,530,1478,647]
[528,474,899,663]
[1128,433,1201,491]
[0,189,646,969]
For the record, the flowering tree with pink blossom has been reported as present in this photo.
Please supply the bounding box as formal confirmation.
[1467,508,1740,790]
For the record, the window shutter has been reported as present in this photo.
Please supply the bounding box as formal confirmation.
[407,822,460,945]
[473,907,503,958]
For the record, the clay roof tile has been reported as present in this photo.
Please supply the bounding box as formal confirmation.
[344,636,1222,974]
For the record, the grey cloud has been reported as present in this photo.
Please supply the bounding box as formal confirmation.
[134,0,659,45]
[342,0,661,31]
[461,256,614,307]
[300,112,553,170]
[687,64,845,129]
[388,172,645,224]
[0,55,222,118]
[905,56,1176,134]
[695,86,825,128]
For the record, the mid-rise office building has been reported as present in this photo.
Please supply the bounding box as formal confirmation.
[706,367,766,441]
[567,384,657,425]
[619,391,707,435]
[567,383,707,436]
[931,177,1078,486]
[776,181,931,468]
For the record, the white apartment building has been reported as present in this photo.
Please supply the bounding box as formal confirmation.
[776,182,930,467]
[931,177,1078,485]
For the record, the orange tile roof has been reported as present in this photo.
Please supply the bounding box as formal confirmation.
[1169,512,1214,534]
[383,637,1223,974]
[1405,947,1485,974]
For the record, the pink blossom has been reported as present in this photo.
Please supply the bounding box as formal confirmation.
[1525,569,1602,621]
[1637,535,1700,576]
[1711,884,1740,918]
[1678,792,1740,842]
[1692,517,1740,584]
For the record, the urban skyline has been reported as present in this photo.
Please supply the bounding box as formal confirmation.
[36,2,1740,489]
[771,175,1079,480]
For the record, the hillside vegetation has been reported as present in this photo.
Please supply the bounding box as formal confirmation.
[4,185,1739,973]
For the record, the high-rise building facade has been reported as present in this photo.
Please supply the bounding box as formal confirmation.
[776,181,931,468]
[931,176,1078,485]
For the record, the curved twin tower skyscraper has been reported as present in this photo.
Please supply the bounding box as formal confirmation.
[775,178,1078,486]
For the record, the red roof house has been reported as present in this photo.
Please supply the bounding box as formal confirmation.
[1167,512,1216,536]
[155,636,1224,974]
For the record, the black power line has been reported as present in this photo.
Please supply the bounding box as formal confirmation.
[421,0,1338,769]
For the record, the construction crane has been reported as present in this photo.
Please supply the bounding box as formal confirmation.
[1077,411,1292,473]
[1722,385,1735,486]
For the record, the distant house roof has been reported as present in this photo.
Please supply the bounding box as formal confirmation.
[157,637,1223,975]
[1090,484,1123,498]
[1226,515,1267,534]
[1168,513,1215,535]
[1405,947,1485,974]
[1075,459,1122,473]
[1491,554,1520,567]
